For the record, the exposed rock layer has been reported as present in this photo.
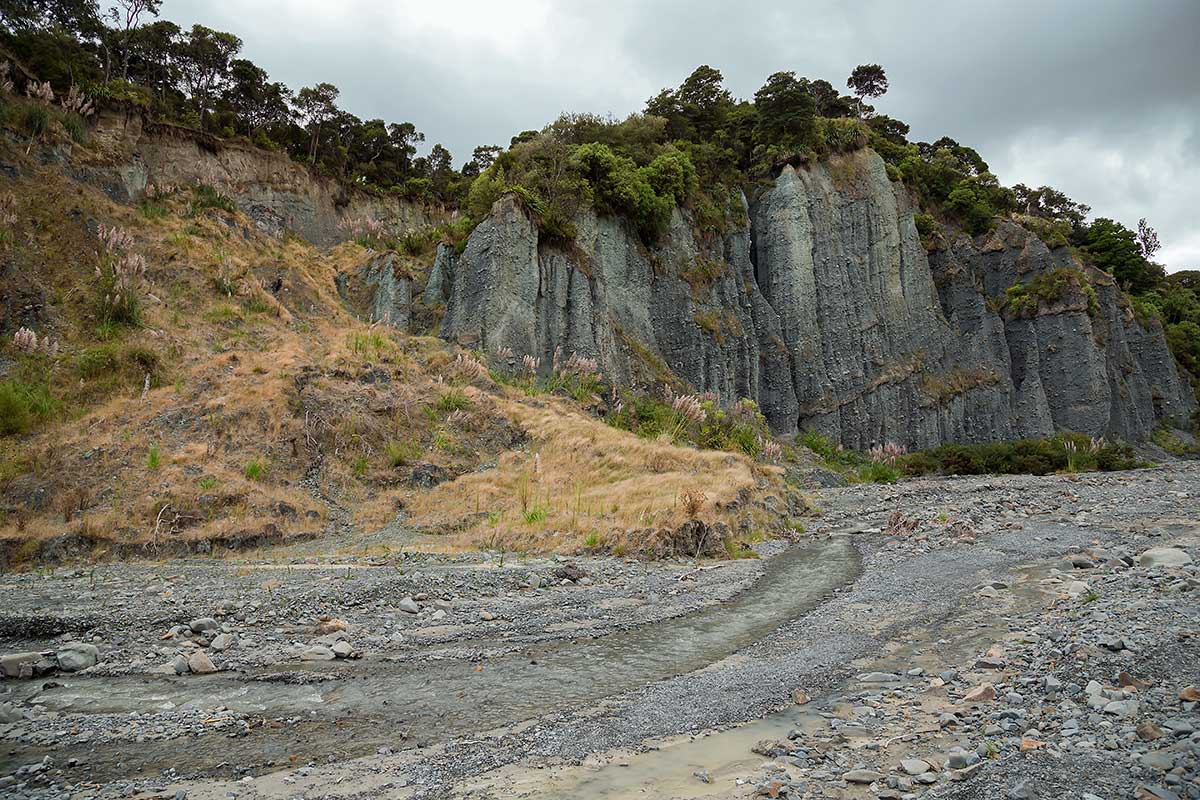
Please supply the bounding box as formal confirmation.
[73,118,1193,447]
[440,149,1196,447]
[82,108,437,244]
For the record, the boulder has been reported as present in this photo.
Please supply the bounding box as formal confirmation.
[1138,547,1192,568]
[187,651,217,674]
[55,643,99,672]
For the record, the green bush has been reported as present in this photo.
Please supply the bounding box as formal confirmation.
[385,439,421,467]
[858,461,900,483]
[189,185,238,215]
[0,378,54,435]
[435,387,472,414]
[818,117,870,153]
[946,174,1013,235]
[901,434,1139,477]
[23,105,51,138]
[571,142,674,241]
[1002,269,1098,318]
[59,111,87,144]
[87,79,153,108]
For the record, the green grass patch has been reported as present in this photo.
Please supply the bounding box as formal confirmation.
[434,388,472,415]
[189,184,238,216]
[0,378,55,435]
[244,459,267,481]
[522,505,548,524]
[384,439,421,467]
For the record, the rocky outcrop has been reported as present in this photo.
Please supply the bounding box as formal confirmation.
[336,252,412,328]
[79,108,437,245]
[440,148,1196,448]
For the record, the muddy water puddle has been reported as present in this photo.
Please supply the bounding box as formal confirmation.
[8,537,861,780]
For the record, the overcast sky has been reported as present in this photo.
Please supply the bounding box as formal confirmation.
[162,0,1200,271]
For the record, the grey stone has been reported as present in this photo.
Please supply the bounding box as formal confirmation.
[189,617,220,634]
[843,769,884,784]
[0,651,46,678]
[336,251,412,328]
[55,642,99,672]
[858,672,902,683]
[899,758,929,776]
[1162,719,1194,735]
[1102,699,1139,717]
[1141,751,1176,770]
[300,645,335,661]
[209,633,236,652]
[1139,548,1193,568]
[398,597,420,614]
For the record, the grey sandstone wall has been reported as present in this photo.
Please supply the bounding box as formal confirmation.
[440,148,1196,447]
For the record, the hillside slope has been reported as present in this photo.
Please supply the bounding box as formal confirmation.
[0,120,802,565]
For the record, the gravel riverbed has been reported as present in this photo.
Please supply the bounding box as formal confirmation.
[1,463,1197,799]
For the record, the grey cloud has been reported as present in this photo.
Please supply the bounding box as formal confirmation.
[161,0,1198,269]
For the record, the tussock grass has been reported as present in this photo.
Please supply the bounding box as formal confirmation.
[409,395,777,553]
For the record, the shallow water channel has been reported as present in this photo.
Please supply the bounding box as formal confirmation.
[12,536,861,779]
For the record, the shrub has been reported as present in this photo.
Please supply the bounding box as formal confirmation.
[146,446,161,470]
[571,142,674,241]
[858,461,900,483]
[435,388,472,415]
[244,459,267,481]
[22,105,50,138]
[189,185,238,216]
[900,434,1140,477]
[680,489,706,517]
[0,378,54,435]
[946,174,1009,235]
[59,111,87,143]
[385,439,420,467]
[140,199,169,220]
[1002,268,1098,319]
[818,117,870,153]
[95,224,145,326]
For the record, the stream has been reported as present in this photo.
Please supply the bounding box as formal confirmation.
[8,536,862,780]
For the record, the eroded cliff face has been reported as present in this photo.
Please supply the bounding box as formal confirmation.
[78,108,437,244]
[440,148,1196,447]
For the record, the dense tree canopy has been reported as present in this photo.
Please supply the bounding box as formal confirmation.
[0,0,453,200]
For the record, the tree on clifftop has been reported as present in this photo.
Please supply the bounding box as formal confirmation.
[753,71,816,149]
[1137,218,1161,261]
[295,82,340,165]
[847,63,887,117]
[176,24,241,130]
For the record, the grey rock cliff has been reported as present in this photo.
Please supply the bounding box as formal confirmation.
[336,252,411,328]
[81,108,437,245]
[440,148,1195,447]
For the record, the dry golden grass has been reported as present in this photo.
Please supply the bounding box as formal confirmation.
[407,394,781,553]
[0,132,798,567]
